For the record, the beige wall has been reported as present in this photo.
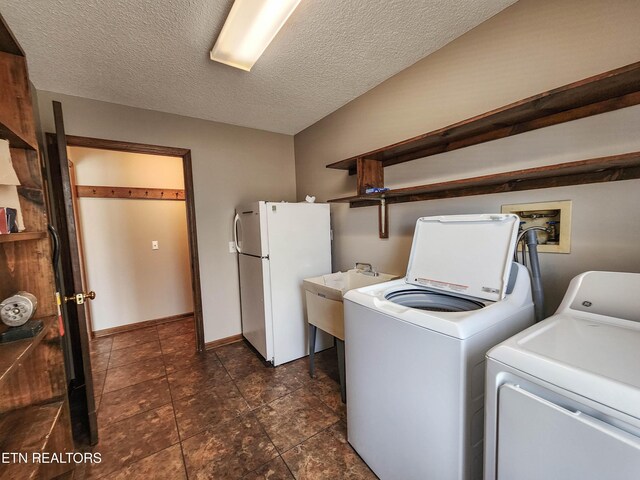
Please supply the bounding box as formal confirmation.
[69,147,192,332]
[294,0,640,314]
[38,91,296,343]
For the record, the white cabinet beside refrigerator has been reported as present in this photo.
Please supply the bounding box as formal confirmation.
[234,201,333,366]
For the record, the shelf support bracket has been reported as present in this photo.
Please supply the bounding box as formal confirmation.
[378,198,388,239]
[356,158,384,195]
[356,158,388,238]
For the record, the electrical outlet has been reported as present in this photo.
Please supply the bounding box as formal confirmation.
[152,240,159,250]
[229,241,237,253]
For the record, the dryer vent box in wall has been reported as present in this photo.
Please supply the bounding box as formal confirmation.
[501,200,572,254]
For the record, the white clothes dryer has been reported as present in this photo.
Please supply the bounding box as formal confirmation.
[344,214,535,480]
[484,271,640,480]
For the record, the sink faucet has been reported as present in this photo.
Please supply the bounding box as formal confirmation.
[355,262,379,277]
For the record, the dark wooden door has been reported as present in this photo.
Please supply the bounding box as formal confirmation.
[45,100,98,446]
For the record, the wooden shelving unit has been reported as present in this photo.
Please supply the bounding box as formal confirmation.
[326,62,640,237]
[0,231,47,243]
[0,13,75,480]
[0,32,56,315]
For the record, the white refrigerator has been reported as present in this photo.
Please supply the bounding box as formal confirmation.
[233,201,333,366]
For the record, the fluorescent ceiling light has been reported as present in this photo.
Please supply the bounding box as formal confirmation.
[210,0,302,72]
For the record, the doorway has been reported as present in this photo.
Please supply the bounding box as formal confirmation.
[61,135,205,351]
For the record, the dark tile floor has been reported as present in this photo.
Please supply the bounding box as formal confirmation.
[79,318,376,479]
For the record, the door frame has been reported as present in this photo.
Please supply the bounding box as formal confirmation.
[49,134,206,352]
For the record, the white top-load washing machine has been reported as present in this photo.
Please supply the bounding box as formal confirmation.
[484,271,640,480]
[344,214,535,480]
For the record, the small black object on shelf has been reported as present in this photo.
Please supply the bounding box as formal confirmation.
[6,207,18,233]
[0,319,44,343]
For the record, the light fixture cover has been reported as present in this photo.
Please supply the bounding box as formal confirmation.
[211,0,301,71]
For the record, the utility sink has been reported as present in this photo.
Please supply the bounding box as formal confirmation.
[304,269,397,340]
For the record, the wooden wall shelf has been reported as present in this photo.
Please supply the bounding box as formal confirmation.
[327,62,640,174]
[0,52,38,151]
[328,152,640,207]
[0,316,55,385]
[0,231,47,243]
[0,125,37,150]
[0,400,71,480]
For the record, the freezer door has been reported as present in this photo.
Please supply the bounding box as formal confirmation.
[235,202,268,257]
[238,254,273,361]
[497,383,640,480]
[266,202,332,365]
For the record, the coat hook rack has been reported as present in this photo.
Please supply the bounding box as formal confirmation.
[75,185,186,201]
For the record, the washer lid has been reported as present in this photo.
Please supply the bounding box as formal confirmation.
[406,214,519,301]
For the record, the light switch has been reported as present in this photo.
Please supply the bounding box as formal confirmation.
[152,240,159,250]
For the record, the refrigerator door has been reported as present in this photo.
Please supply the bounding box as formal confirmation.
[235,202,268,257]
[238,254,273,361]
[266,202,333,365]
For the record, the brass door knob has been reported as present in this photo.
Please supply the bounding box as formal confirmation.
[65,291,96,305]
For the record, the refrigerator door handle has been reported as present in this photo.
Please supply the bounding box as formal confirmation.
[233,213,242,254]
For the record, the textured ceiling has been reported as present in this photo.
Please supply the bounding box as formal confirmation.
[0,0,516,134]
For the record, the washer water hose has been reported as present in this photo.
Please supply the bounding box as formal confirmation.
[525,229,545,322]
[514,226,546,322]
